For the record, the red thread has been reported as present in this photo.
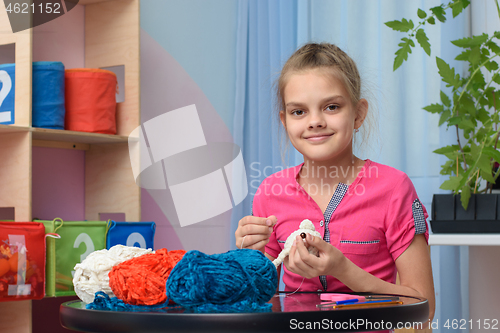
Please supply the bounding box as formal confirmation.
[109,248,186,305]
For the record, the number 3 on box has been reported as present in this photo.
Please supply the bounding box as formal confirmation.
[71,233,94,277]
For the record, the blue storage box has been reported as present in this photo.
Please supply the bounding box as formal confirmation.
[32,61,65,129]
[106,221,156,250]
[0,63,15,125]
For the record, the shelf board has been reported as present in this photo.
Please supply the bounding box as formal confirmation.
[31,127,129,144]
[429,234,500,246]
[0,124,30,134]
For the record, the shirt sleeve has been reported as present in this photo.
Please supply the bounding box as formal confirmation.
[385,174,429,261]
[252,179,281,259]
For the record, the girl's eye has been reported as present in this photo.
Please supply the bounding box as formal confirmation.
[326,104,338,111]
[291,110,304,116]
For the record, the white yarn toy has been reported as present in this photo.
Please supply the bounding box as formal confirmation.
[73,245,153,304]
[272,219,321,267]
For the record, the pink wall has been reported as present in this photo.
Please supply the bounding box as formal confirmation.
[32,147,85,221]
[32,4,85,68]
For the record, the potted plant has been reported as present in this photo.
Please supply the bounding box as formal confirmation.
[386,0,500,233]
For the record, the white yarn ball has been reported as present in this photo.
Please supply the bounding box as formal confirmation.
[73,245,153,304]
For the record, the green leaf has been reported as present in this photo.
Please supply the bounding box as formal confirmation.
[459,118,476,130]
[469,46,481,66]
[493,73,500,86]
[471,70,486,88]
[393,38,414,71]
[481,169,496,183]
[417,8,427,19]
[460,185,471,210]
[459,0,471,9]
[431,6,447,23]
[483,146,500,163]
[485,60,499,72]
[470,142,480,160]
[451,34,489,48]
[427,16,436,25]
[423,103,444,113]
[440,91,451,107]
[478,153,493,174]
[486,41,500,55]
[448,116,463,126]
[460,94,476,117]
[455,49,471,61]
[494,31,500,39]
[439,110,451,126]
[436,57,460,88]
[478,108,491,123]
[439,175,463,191]
[452,0,464,18]
[433,145,460,155]
[416,29,431,56]
[385,18,414,32]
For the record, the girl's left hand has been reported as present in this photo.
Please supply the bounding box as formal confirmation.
[284,234,345,279]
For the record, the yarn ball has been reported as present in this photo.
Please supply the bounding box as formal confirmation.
[166,249,277,312]
[109,248,186,306]
[73,245,153,304]
[86,291,180,312]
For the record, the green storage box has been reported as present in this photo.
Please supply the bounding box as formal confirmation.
[41,218,107,297]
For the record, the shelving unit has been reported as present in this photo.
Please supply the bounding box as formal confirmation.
[0,0,140,332]
[429,233,500,246]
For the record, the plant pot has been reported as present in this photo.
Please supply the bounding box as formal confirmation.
[430,194,500,233]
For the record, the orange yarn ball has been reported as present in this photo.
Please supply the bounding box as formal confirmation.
[108,248,186,305]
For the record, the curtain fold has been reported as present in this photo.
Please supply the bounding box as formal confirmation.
[232,1,471,329]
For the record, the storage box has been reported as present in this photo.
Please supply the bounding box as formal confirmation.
[32,61,66,129]
[106,221,155,250]
[65,68,117,134]
[0,222,46,301]
[0,63,15,125]
[41,218,107,297]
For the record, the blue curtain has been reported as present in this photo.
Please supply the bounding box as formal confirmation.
[231,0,303,242]
[232,1,469,330]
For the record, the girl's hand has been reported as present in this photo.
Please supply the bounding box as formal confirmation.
[284,233,346,279]
[235,215,277,252]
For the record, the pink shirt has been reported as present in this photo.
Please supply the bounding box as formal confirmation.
[254,159,429,292]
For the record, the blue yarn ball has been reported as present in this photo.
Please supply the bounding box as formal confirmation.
[166,249,277,312]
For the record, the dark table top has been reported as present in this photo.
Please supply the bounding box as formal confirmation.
[60,292,428,333]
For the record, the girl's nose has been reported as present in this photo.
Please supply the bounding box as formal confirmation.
[308,111,326,128]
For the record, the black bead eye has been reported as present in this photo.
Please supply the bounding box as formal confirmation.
[300,232,306,239]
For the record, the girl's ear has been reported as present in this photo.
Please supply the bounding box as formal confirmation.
[354,99,368,130]
[279,110,286,129]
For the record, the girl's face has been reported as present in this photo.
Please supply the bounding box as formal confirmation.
[280,69,366,164]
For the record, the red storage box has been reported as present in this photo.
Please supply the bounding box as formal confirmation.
[64,68,117,134]
[0,222,46,301]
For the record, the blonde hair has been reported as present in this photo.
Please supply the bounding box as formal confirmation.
[275,42,374,160]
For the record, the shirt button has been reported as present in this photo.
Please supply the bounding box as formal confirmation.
[320,220,324,227]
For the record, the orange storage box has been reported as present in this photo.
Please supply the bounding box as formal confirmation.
[64,68,117,134]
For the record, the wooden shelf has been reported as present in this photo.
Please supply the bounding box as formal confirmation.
[0,0,140,332]
[429,234,500,246]
[0,124,30,133]
[31,127,130,144]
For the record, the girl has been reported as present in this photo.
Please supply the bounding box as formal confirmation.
[235,43,435,322]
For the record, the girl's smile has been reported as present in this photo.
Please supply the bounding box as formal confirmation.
[304,133,334,142]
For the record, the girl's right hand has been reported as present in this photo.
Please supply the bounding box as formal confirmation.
[235,215,277,252]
